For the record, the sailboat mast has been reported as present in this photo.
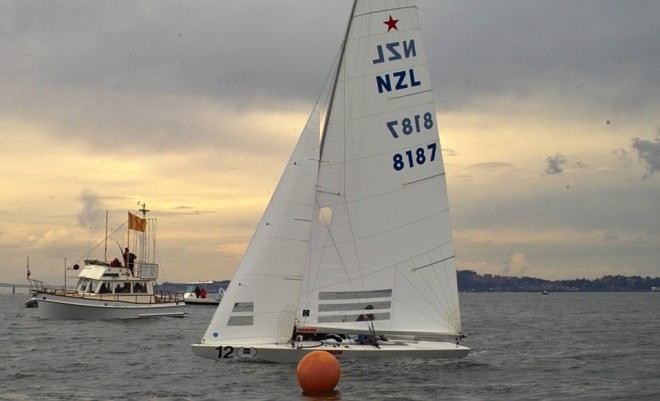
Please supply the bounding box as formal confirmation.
[319,0,358,153]
[104,210,108,262]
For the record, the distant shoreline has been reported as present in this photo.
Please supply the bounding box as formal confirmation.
[457,270,660,292]
[153,273,660,294]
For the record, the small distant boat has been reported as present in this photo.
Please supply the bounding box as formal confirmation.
[34,204,185,319]
[183,282,226,305]
[542,290,549,295]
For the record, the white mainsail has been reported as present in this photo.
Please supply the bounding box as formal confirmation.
[193,0,468,363]
[297,0,461,339]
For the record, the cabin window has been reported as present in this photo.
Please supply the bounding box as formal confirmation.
[134,282,147,293]
[77,280,93,292]
[87,282,97,293]
[114,282,131,293]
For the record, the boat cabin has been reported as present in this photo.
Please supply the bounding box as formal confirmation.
[64,260,159,302]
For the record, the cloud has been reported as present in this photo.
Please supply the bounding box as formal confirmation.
[632,136,660,179]
[501,251,531,277]
[76,189,105,230]
[544,153,567,175]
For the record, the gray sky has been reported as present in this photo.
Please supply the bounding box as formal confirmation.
[1,0,659,285]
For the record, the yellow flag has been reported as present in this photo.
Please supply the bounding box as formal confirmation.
[128,212,146,232]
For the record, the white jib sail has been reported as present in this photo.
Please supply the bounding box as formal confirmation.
[200,107,320,345]
[297,0,463,339]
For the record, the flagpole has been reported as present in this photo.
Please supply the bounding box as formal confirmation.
[137,202,149,263]
[126,211,130,265]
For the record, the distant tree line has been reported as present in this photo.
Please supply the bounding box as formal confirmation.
[457,270,660,292]
[156,273,660,294]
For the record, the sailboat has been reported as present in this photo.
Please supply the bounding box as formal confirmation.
[192,0,469,363]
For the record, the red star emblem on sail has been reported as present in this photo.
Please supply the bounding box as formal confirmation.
[384,15,399,32]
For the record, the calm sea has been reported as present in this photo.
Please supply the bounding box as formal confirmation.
[1,292,658,401]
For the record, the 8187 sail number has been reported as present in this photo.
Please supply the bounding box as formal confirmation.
[393,143,437,171]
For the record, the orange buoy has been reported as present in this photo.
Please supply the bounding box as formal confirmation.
[296,351,341,395]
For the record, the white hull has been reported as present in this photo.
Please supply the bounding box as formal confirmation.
[37,294,185,320]
[25,295,38,308]
[183,293,221,305]
[191,340,469,364]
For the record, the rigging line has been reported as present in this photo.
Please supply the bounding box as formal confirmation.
[308,202,371,316]
[422,255,462,331]
[300,196,340,311]
[74,221,127,265]
[427,260,459,321]
[369,320,381,348]
[319,0,357,155]
[393,266,459,330]
[319,199,362,295]
[314,44,341,109]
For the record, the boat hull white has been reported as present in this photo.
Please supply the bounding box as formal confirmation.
[37,294,185,320]
[183,294,221,305]
[191,341,469,364]
[25,295,38,308]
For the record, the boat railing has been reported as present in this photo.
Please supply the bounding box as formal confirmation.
[106,293,178,304]
[155,291,184,304]
[28,279,46,293]
[35,289,183,304]
[35,286,77,296]
[135,262,158,279]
